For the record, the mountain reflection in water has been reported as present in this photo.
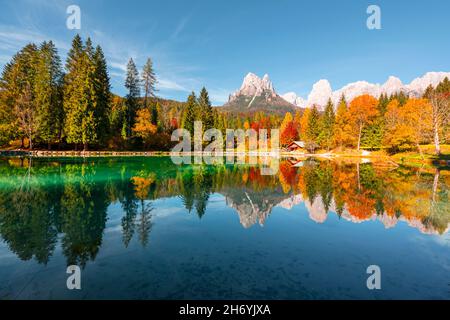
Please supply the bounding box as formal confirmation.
[0,156,448,268]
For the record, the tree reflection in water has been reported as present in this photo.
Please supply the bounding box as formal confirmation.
[0,156,448,266]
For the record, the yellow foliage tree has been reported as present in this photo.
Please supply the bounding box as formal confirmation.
[299,108,311,140]
[333,98,354,148]
[132,108,157,141]
[383,98,432,155]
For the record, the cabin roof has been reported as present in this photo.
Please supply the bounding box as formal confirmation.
[286,141,306,148]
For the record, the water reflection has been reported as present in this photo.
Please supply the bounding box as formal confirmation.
[0,156,448,267]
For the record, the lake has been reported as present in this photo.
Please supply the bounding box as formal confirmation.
[0,156,448,299]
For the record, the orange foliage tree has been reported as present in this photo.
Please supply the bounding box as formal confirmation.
[280,112,298,146]
[348,94,379,150]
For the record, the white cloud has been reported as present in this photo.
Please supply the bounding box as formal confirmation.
[0,25,71,73]
[0,27,69,51]
[110,61,127,72]
[158,79,189,92]
[110,71,125,79]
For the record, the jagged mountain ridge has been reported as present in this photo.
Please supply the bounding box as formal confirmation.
[282,71,450,110]
[220,71,450,113]
[221,73,299,115]
[220,188,447,234]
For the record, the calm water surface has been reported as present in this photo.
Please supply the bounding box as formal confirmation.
[0,156,449,299]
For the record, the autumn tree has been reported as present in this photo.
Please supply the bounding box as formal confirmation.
[133,108,157,144]
[299,107,311,141]
[0,88,14,146]
[348,94,379,151]
[384,98,432,155]
[1,44,40,149]
[412,99,432,150]
[280,112,297,146]
[333,95,353,148]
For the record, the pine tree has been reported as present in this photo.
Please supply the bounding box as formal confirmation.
[389,92,408,106]
[238,117,244,129]
[85,37,95,61]
[35,41,64,149]
[63,35,98,150]
[306,105,321,141]
[377,93,389,114]
[182,92,197,137]
[318,98,335,150]
[198,87,213,130]
[436,77,450,94]
[142,58,157,108]
[361,120,383,149]
[361,93,388,150]
[63,35,85,148]
[150,102,158,126]
[423,85,434,99]
[124,58,140,138]
[93,45,111,143]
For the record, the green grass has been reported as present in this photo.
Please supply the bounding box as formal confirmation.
[391,144,450,167]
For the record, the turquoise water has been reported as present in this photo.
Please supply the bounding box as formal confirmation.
[0,156,448,299]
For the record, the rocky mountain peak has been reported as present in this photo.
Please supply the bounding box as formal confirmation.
[229,72,276,102]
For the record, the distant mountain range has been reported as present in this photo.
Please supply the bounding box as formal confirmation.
[282,71,450,110]
[220,71,450,113]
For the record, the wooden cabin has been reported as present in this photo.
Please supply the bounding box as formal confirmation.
[286,141,307,153]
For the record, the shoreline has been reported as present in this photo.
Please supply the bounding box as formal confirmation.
[1,149,449,167]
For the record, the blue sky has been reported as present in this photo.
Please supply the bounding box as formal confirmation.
[1,0,449,104]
